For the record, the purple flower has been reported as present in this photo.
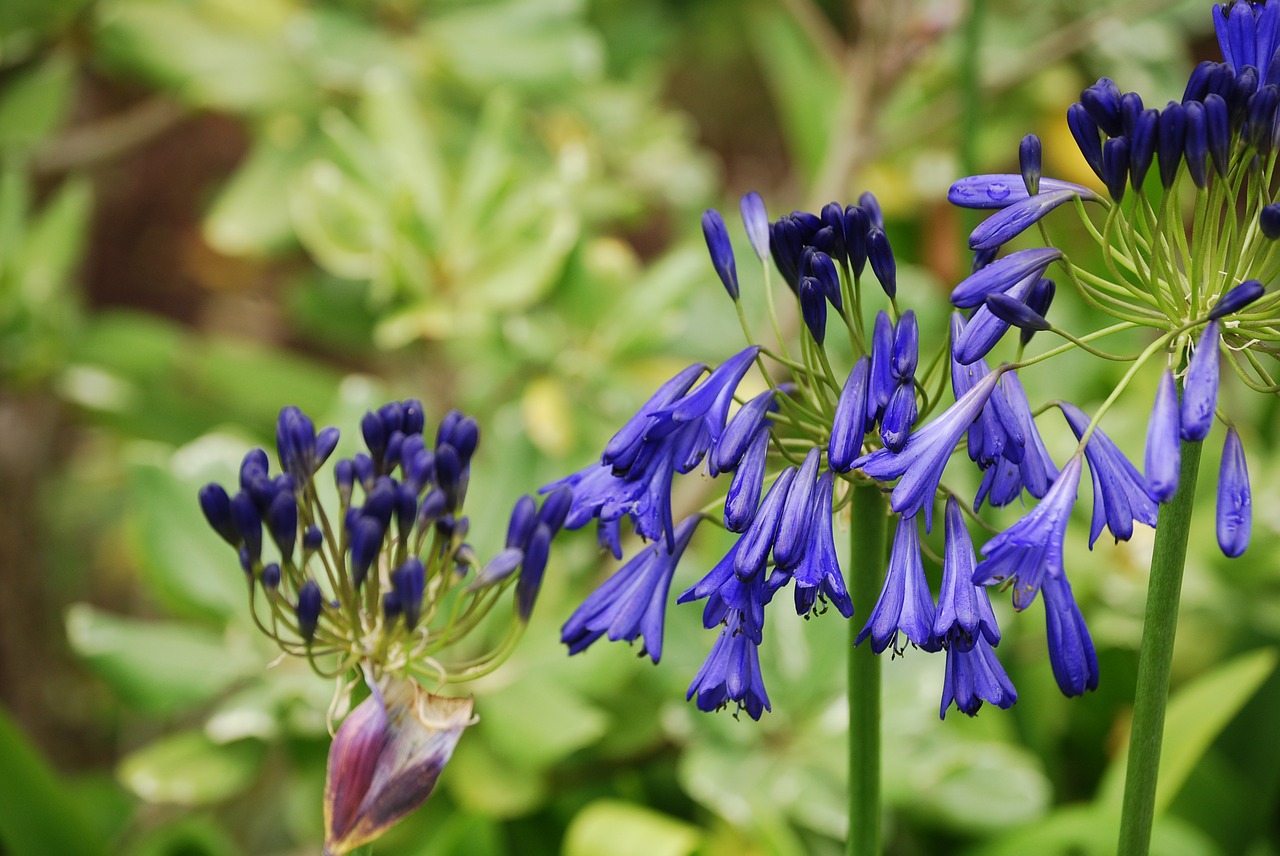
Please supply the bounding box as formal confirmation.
[734,467,798,580]
[740,192,770,261]
[950,247,1063,309]
[1019,133,1042,193]
[772,448,823,570]
[967,189,1083,251]
[1082,77,1123,136]
[973,456,1083,611]
[856,514,938,654]
[997,372,1059,500]
[1218,426,1252,558]
[324,678,474,855]
[953,273,1037,365]
[1210,279,1266,317]
[934,497,1001,649]
[1060,402,1158,546]
[1158,101,1187,188]
[702,209,739,300]
[1181,322,1220,441]
[1042,573,1099,696]
[868,311,895,422]
[712,389,777,475]
[940,636,1018,718]
[828,356,870,472]
[858,366,1005,529]
[724,428,770,532]
[562,515,701,663]
[951,314,1024,467]
[867,227,897,298]
[1214,0,1280,73]
[880,381,918,453]
[687,610,771,720]
[1145,369,1182,502]
[647,346,760,448]
[791,472,854,618]
[1067,102,1104,179]
[947,174,1100,209]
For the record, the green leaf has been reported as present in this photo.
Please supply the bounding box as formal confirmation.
[0,54,75,149]
[478,675,607,768]
[0,704,107,856]
[564,800,701,856]
[118,730,264,806]
[1099,647,1278,814]
[974,805,1222,856]
[65,603,258,715]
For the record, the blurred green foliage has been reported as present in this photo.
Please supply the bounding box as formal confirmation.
[2,1,1279,855]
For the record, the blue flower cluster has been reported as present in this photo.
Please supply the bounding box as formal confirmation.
[199,401,562,679]
[547,1,1277,722]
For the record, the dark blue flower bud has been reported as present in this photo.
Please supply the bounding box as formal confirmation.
[315,426,340,469]
[1245,85,1279,151]
[868,310,895,421]
[335,459,355,507]
[1022,277,1056,346]
[808,225,837,259]
[350,450,373,491]
[433,444,462,508]
[891,310,919,381]
[986,291,1051,332]
[231,491,262,563]
[1183,61,1217,104]
[740,192,770,261]
[1184,100,1210,188]
[1082,77,1124,136]
[1129,109,1159,189]
[514,523,552,621]
[296,580,322,643]
[859,191,884,229]
[724,426,769,533]
[469,547,523,592]
[971,247,997,273]
[261,562,280,591]
[844,205,869,276]
[828,356,870,473]
[266,491,297,563]
[799,277,827,345]
[867,227,896,298]
[770,217,805,292]
[821,202,847,264]
[1204,93,1232,177]
[361,478,397,530]
[1067,102,1105,179]
[1102,137,1130,201]
[448,416,479,463]
[378,401,404,436]
[1145,370,1182,502]
[392,558,426,628]
[1120,91,1144,136]
[505,495,538,551]
[198,483,240,547]
[303,524,323,554]
[361,412,386,461]
[880,381,917,453]
[536,485,573,532]
[1210,278,1266,316]
[383,431,405,471]
[240,448,269,489]
[1218,427,1251,557]
[276,406,317,479]
[382,592,401,623]
[1157,101,1187,188]
[1019,133,1042,194]
[701,208,739,300]
[951,247,1062,308]
[402,398,426,435]
[1231,66,1260,125]
[1206,60,1238,103]
[806,251,842,311]
[417,488,447,531]
[348,516,385,589]
[396,482,418,535]
[789,210,822,236]
[1263,202,1280,239]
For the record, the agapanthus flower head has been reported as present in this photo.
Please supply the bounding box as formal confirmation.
[687,610,771,720]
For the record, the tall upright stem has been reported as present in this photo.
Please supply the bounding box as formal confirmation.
[1116,439,1203,856]
[847,485,887,856]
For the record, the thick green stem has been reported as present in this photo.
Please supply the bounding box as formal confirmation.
[1116,439,1203,856]
[848,485,887,856]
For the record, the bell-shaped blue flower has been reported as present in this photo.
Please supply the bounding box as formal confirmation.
[879,381,918,453]
[1218,426,1252,558]
[1060,402,1158,546]
[934,497,1001,649]
[687,610,771,720]
[940,636,1018,718]
[1042,573,1099,697]
[562,515,700,662]
[858,366,1005,529]
[1145,369,1182,502]
[734,467,798,580]
[772,448,823,570]
[973,455,1083,610]
[791,472,854,618]
[856,514,938,654]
